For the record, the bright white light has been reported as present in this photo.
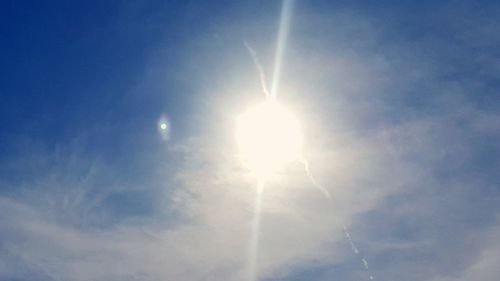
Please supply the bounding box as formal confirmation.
[236,100,302,179]
[157,115,170,141]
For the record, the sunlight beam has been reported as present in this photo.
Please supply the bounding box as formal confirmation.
[247,180,264,281]
[270,0,294,99]
[243,2,295,281]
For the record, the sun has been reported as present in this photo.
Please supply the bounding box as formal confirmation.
[236,99,302,179]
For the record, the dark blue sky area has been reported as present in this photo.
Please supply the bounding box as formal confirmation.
[1,0,498,159]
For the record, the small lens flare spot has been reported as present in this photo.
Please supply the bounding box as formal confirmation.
[157,115,170,141]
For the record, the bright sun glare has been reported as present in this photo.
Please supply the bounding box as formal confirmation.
[236,99,302,179]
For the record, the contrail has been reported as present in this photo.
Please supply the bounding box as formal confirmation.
[244,42,270,99]
[301,158,376,280]
[300,157,331,199]
[270,0,294,99]
[343,225,375,280]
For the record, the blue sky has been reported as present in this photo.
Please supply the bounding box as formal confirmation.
[1,0,499,280]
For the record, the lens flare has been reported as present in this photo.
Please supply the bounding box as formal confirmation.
[236,100,301,179]
[157,115,170,141]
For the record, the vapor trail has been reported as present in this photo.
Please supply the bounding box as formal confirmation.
[270,0,294,99]
[343,225,375,280]
[244,42,270,99]
[301,157,376,280]
[300,157,331,199]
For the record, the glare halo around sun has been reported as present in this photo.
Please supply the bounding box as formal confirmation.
[236,99,302,179]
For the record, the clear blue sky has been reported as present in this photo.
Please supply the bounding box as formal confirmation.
[0,1,499,280]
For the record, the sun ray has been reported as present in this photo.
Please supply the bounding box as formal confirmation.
[247,180,265,281]
[243,2,295,281]
[270,0,294,99]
